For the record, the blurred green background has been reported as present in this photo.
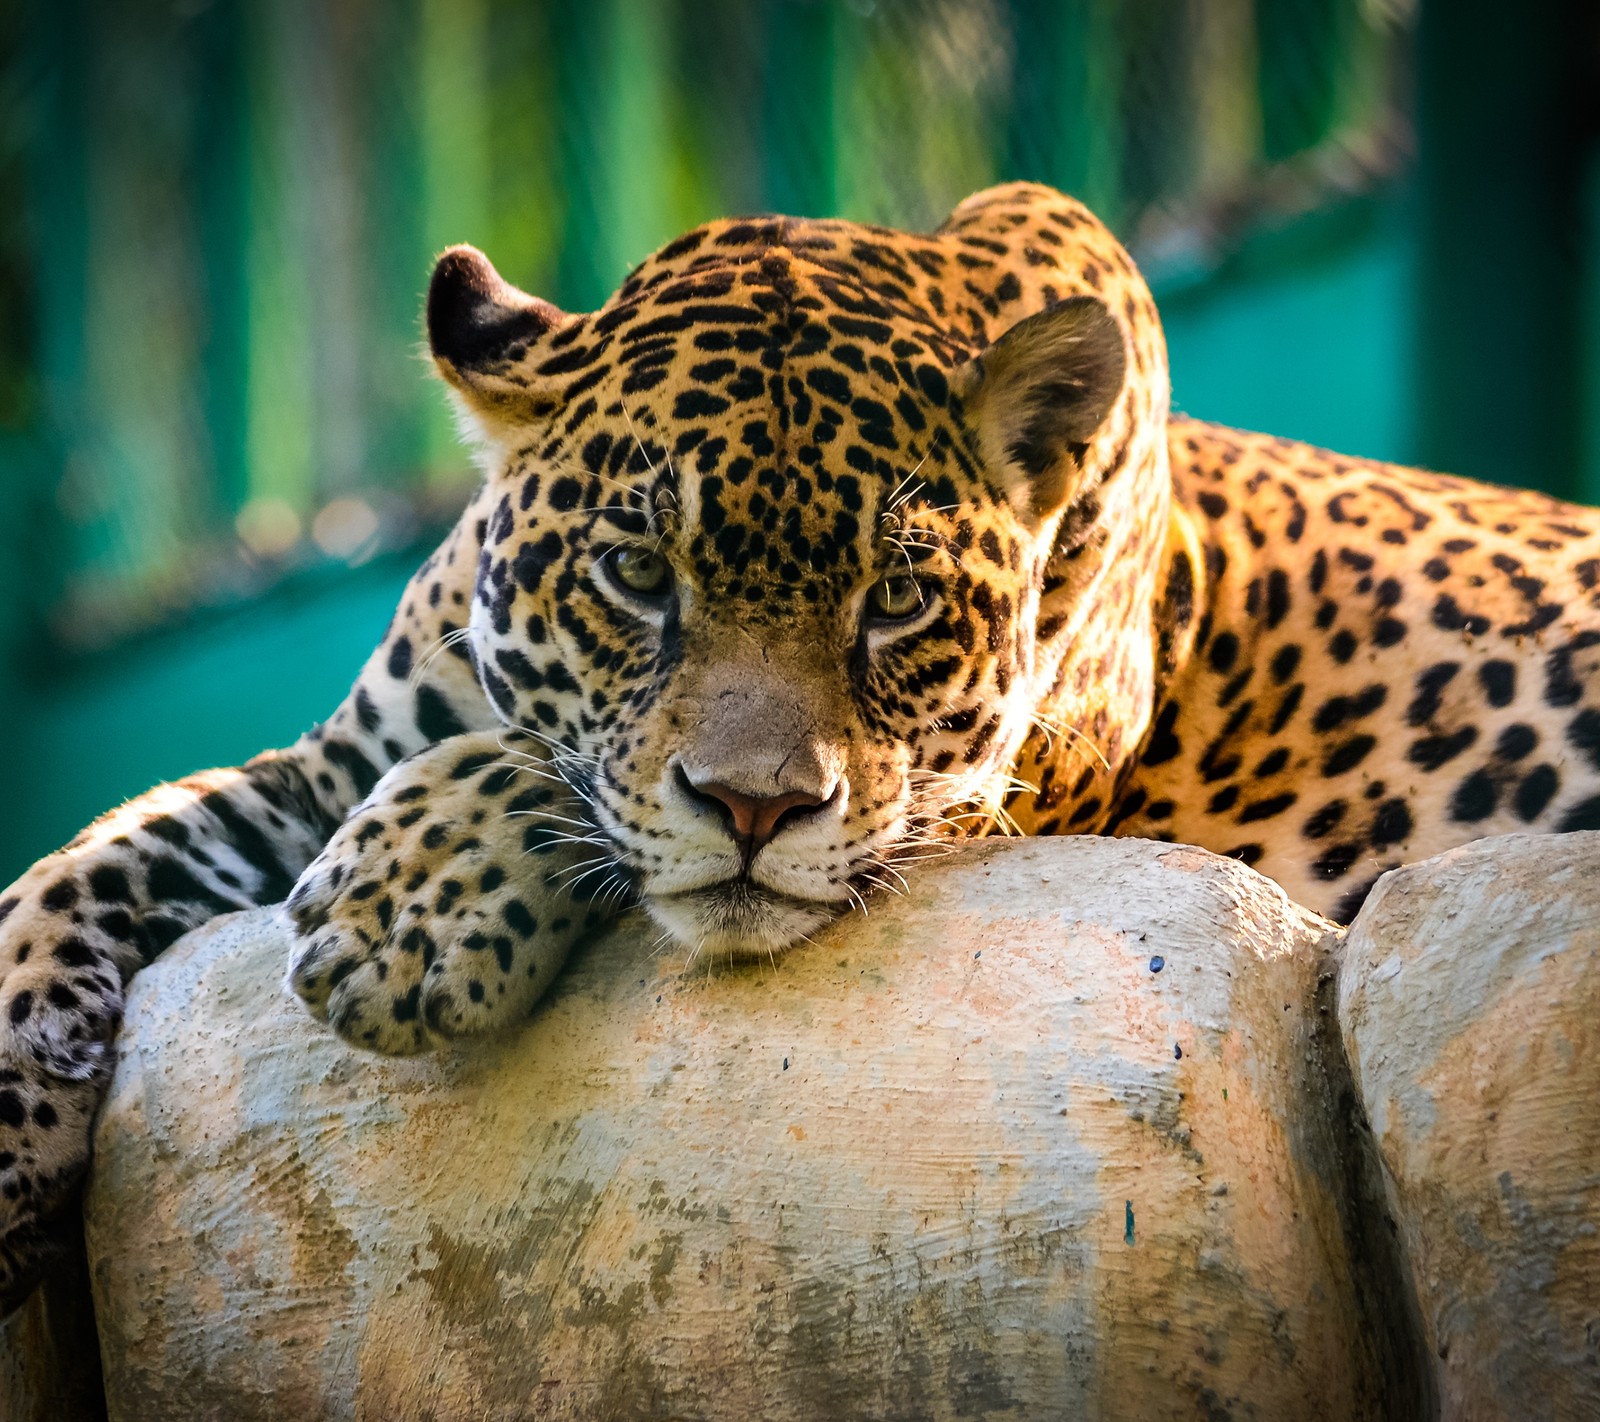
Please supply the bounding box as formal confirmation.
[1,0,1598,881]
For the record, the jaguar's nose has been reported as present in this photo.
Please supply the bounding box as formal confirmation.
[675,767,831,865]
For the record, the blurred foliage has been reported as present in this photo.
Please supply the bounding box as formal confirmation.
[1,0,1412,653]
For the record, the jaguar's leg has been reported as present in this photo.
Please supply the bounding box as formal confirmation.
[286,729,625,1054]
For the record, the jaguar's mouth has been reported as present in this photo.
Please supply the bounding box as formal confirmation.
[644,877,844,959]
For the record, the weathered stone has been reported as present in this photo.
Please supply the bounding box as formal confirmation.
[1339,831,1600,1421]
[84,836,1417,1420]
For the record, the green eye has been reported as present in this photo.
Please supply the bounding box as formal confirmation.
[868,572,926,621]
[606,545,672,598]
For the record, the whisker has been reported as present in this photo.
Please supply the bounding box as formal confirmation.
[548,853,617,882]
[501,823,613,854]
[870,860,912,893]
[1028,713,1111,774]
[621,403,662,484]
[492,759,601,811]
[500,724,599,762]
[882,460,927,519]
[497,806,600,830]
[855,871,906,899]
[595,872,635,909]
[885,534,919,581]
[412,625,476,685]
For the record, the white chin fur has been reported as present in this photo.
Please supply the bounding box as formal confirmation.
[645,882,842,960]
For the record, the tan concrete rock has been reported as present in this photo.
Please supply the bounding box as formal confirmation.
[1339,831,1600,1421]
[84,835,1417,1421]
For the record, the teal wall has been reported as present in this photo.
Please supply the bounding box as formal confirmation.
[0,213,1419,881]
[5,563,411,877]
[1163,216,1415,467]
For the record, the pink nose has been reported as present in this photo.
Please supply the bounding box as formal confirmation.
[679,772,827,863]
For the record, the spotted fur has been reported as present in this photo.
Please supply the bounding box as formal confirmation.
[2,182,1598,1313]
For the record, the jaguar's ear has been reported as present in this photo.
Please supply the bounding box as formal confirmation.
[954,295,1127,523]
[427,245,571,442]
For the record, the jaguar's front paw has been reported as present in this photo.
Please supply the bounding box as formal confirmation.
[285,733,617,1054]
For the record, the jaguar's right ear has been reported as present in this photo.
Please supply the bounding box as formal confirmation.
[427,246,571,444]
[952,295,1126,525]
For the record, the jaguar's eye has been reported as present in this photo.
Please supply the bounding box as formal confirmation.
[605,545,673,598]
[867,572,926,621]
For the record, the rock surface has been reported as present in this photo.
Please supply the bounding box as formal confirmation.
[1340,832,1600,1421]
[83,836,1414,1421]
[58,831,1600,1419]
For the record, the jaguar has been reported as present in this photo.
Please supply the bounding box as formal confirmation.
[2,181,1598,1312]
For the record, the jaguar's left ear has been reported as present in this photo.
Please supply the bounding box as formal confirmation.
[954,295,1127,523]
[426,245,572,448]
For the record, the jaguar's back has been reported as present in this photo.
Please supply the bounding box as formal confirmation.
[1102,421,1600,920]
